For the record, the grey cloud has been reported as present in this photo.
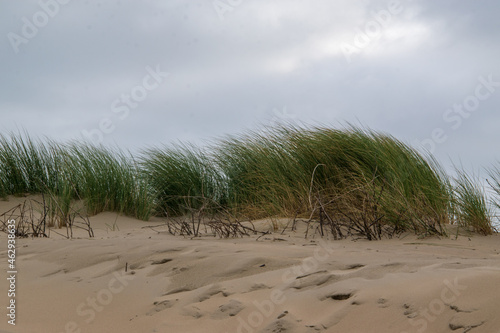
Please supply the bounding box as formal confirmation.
[0,0,499,175]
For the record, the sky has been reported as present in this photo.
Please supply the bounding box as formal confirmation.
[0,0,499,176]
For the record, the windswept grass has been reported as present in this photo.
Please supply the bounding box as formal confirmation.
[453,170,494,235]
[487,163,500,227]
[488,163,500,210]
[62,143,155,220]
[214,125,451,237]
[0,125,496,239]
[0,133,154,221]
[141,144,224,216]
[0,134,59,196]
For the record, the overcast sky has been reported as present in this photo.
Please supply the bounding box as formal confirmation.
[1,0,499,175]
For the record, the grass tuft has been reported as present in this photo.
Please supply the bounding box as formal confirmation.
[214,125,452,237]
[140,143,223,216]
[454,169,494,235]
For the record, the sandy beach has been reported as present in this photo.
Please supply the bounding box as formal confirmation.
[0,197,499,333]
[3,1,500,332]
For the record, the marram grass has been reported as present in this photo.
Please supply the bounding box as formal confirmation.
[453,170,494,235]
[487,163,500,226]
[213,125,452,235]
[140,143,224,216]
[0,134,155,221]
[0,125,496,238]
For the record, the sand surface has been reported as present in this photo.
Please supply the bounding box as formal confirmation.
[1,197,500,333]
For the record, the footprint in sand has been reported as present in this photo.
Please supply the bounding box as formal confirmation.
[198,284,232,302]
[377,298,389,308]
[146,299,178,316]
[290,271,337,290]
[211,299,244,319]
[320,288,356,301]
[151,258,173,265]
[402,303,418,319]
[181,305,203,319]
[448,306,486,332]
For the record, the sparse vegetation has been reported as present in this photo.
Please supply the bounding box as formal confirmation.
[0,195,93,238]
[0,125,497,239]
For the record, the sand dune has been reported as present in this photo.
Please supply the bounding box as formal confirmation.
[1,198,500,333]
